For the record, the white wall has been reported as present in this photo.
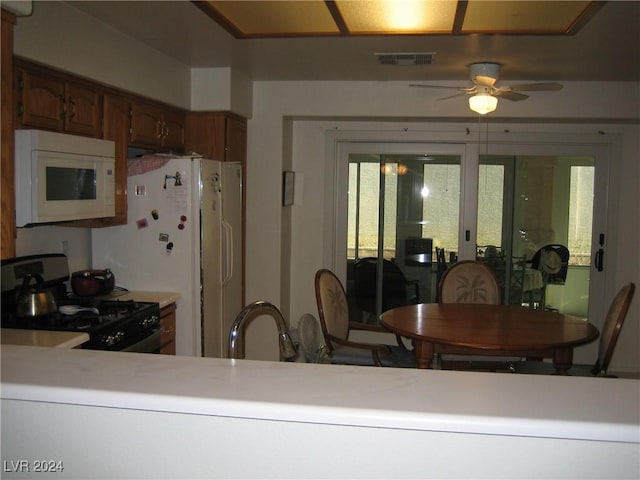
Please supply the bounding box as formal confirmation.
[13,0,190,108]
[15,227,91,275]
[190,67,253,117]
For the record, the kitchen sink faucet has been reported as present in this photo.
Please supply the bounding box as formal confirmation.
[228,301,297,361]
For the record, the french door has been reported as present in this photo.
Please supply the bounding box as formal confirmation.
[336,139,609,338]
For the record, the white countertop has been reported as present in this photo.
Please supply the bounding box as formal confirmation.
[2,345,638,444]
[1,329,89,348]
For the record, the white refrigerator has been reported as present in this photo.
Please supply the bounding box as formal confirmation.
[91,155,243,357]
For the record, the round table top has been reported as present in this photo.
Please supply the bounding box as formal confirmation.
[380,303,599,351]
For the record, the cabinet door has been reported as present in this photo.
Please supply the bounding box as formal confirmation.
[225,116,247,163]
[16,67,65,131]
[185,112,225,160]
[64,81,102,137]
[102,94,129,225]
[159,303,176,355]
[162,108,185,152]
[130,101,163,148]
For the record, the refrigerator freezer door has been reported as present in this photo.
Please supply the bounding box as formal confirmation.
[201,161,243,358]
[221,162,243,357]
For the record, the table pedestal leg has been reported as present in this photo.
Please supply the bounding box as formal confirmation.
[413,341,434,369]
[552,348,573,375]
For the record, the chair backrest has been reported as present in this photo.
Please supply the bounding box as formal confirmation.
[438,260,502,304]
[314,269,350,351]
[592,282,635,375]
[531,244,570,285]
[352,257,412,312]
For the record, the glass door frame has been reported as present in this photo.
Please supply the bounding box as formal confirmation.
[326,129,611,357]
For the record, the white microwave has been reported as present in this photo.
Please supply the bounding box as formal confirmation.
[15,130,116,226]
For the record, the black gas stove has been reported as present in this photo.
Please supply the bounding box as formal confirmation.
[1,254,162,352]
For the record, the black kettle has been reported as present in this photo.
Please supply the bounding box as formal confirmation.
[16,274,58,317]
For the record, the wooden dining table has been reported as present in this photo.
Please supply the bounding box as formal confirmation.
[380,303,599,373]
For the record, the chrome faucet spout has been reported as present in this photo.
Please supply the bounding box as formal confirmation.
[228,301,298,361]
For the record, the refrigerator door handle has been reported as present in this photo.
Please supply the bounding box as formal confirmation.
[221,219,233,286]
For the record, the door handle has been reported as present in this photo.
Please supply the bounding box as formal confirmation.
[221,219,233,285]
[595,248,604,272]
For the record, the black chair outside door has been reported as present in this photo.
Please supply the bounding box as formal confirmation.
[353,257,419,323]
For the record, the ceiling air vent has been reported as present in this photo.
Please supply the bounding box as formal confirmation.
[375,52,435,66]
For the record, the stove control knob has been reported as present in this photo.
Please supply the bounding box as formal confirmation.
[140,314,160,328]
[105,331,124,347]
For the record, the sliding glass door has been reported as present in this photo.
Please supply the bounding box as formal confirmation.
[336,139,608,332]
[343,144,466,322]
[478,155,596,316]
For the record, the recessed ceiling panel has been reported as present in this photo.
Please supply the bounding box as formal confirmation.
[335,0,457,34]
[198,0,603,38]
[209,0,340,36]
[462,0,593,34]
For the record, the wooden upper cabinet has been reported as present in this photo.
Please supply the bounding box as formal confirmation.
[130,100,185,152]
[162,108,186,151]
[130,100,163,147]
[1,9,16,260]
[15,69,64,130]
[225,115,247,164]
[15,61,102,137]
[185,112,246,162]
[103,94,129,225]
[63,82,102,136]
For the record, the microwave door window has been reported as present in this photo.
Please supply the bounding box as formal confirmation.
[46,166,97,201]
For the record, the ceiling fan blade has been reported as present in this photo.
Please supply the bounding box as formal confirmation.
[409,84,472,91]
[437,91,471,101]
[495,90,529,101]
[508,82,563,92]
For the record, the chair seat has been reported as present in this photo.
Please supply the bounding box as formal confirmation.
[329,344,416,368]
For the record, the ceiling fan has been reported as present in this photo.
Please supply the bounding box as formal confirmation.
[410,62,563,114]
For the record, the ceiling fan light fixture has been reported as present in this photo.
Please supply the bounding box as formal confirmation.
[469,93,497,115]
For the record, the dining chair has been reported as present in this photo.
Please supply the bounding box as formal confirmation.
[314,269,416,367]
[436,260,508,370]
[512,282,635,377]
[438,260,502,305]
[508,255,527,306]
[435,248,448,301]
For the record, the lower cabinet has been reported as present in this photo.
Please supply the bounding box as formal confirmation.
[159,303,176,355]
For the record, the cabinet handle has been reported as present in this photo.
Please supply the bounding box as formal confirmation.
[163,123,169,139]
[60,94,66,119]
[155,120,162,139]
[68,97,76,120]
[17,102,23,117]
